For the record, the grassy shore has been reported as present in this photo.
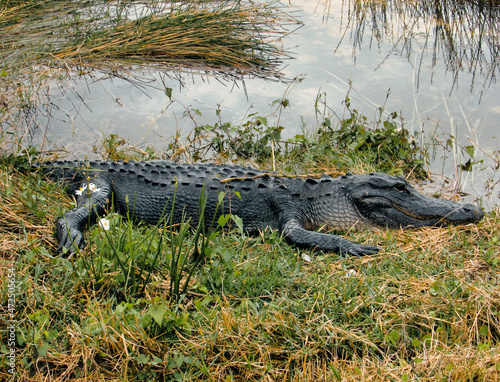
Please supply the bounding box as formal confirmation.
[0,139,499,381]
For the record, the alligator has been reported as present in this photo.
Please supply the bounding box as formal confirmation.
[37,160,484,256]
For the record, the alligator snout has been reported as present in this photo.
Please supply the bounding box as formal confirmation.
[442,202,484,225]
[460,203,484,222]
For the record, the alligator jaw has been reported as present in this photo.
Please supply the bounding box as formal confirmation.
[356,194,484,229]
[391,200,484,227]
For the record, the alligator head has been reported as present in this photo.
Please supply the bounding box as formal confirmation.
[346,172,484,229]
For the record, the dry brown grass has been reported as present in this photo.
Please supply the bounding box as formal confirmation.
[0,166,64,259]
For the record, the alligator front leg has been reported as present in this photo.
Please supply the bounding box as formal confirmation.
[281,218,379,256]
[57,178,113,254]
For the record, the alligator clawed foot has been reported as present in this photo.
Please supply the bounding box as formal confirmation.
[57,220,84,255]
[342,244,380,257]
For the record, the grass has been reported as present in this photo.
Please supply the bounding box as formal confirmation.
[0,141,499,381]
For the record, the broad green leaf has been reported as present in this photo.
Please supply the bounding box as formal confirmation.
[149,304,166,326]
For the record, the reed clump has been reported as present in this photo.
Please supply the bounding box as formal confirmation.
[0,0,296,78]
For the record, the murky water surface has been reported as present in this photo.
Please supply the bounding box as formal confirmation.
[39,0,500,207]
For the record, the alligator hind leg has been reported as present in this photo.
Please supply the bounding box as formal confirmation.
[57,177,113,254]
[282,218,379,256]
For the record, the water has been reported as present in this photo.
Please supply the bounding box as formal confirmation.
[37,0,500,207]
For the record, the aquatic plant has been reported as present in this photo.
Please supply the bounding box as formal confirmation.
[0,0,297,78]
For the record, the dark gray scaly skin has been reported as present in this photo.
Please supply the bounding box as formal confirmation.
[37,160,484,256]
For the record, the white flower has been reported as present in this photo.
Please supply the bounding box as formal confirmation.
[345,269,357,278]
[99,218,110,231]
[75,184,88,196]
[301,253,312,262]
[88,183,100,193]
[75,183,100,196]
